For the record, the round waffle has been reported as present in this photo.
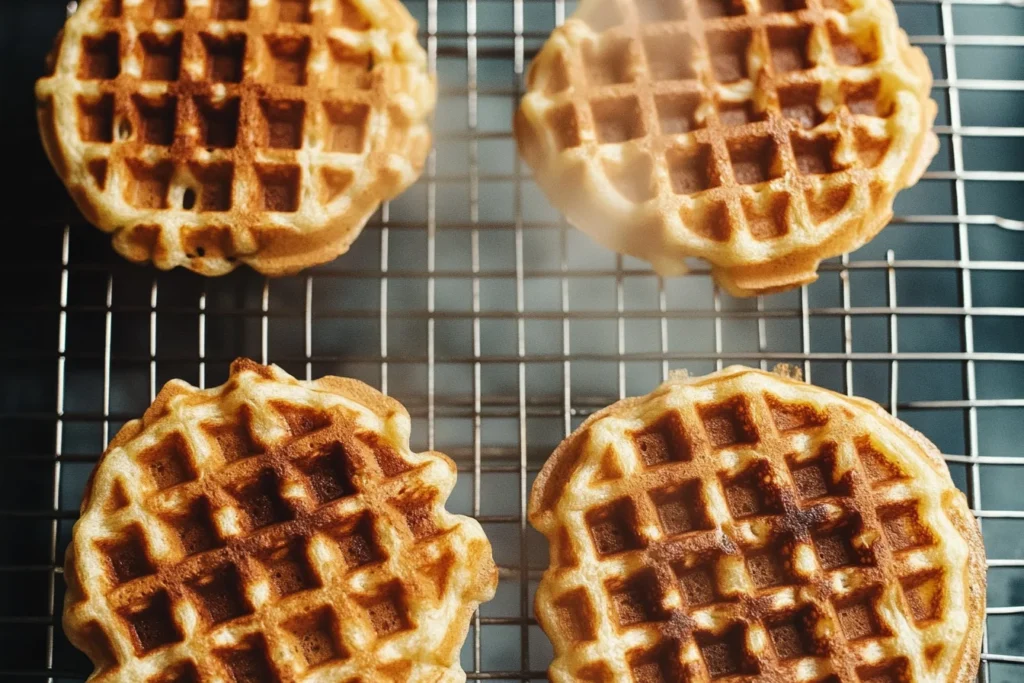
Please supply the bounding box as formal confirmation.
[515,0,938,296]
[64,359,497,683]
[37,0,435,276]
[529,366,984,683]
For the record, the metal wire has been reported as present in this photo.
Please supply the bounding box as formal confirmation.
[2,0,1023,680]
[939,4,990,679]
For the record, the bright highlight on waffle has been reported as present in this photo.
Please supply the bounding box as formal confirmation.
[36,0,436,276]
[529,366,985,683]
[515,0,938,296]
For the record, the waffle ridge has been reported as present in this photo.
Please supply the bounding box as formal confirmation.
[64,359,497,682]
[37,0,436,276]
[515,0,938,296]
[528,366,985,683]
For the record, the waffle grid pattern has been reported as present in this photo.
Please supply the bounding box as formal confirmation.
[515,0,937,295]
[531,368,978,683]
[35,0,435,276]
[63,360,496,683]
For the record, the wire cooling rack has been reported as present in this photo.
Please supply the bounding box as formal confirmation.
[1,0,1023,681]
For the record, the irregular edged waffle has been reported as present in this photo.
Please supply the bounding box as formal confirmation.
[515,0,937,296]
[529,366,984,683]
[64,359,496,682]
[37,0,435,276]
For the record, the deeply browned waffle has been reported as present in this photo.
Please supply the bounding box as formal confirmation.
[64,359,496,682]
[529,366,984,682]
[36,0,435,276]
[515,0,937,296]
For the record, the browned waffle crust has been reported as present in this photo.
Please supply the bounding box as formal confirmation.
[36,0,435,276]
[63,359,497,682]
[529,366,985,682]
[515,0,938,296]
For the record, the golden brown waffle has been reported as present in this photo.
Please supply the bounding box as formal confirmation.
[515,0,937,296]
[529,366,984,683]
[37,0,435,276]
[64,359,496,682]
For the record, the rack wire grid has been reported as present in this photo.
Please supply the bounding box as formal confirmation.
[1,0,1023,681]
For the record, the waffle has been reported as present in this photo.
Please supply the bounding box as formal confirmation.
[529,366,985,683]
[515,0,937,296]
[36,0,435,276]
[64,359,497,682]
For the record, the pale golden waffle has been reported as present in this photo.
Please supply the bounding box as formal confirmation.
[529,366,985,683]
[36,0,435,276]
[515,0,938,296]
[63,359,497,683]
